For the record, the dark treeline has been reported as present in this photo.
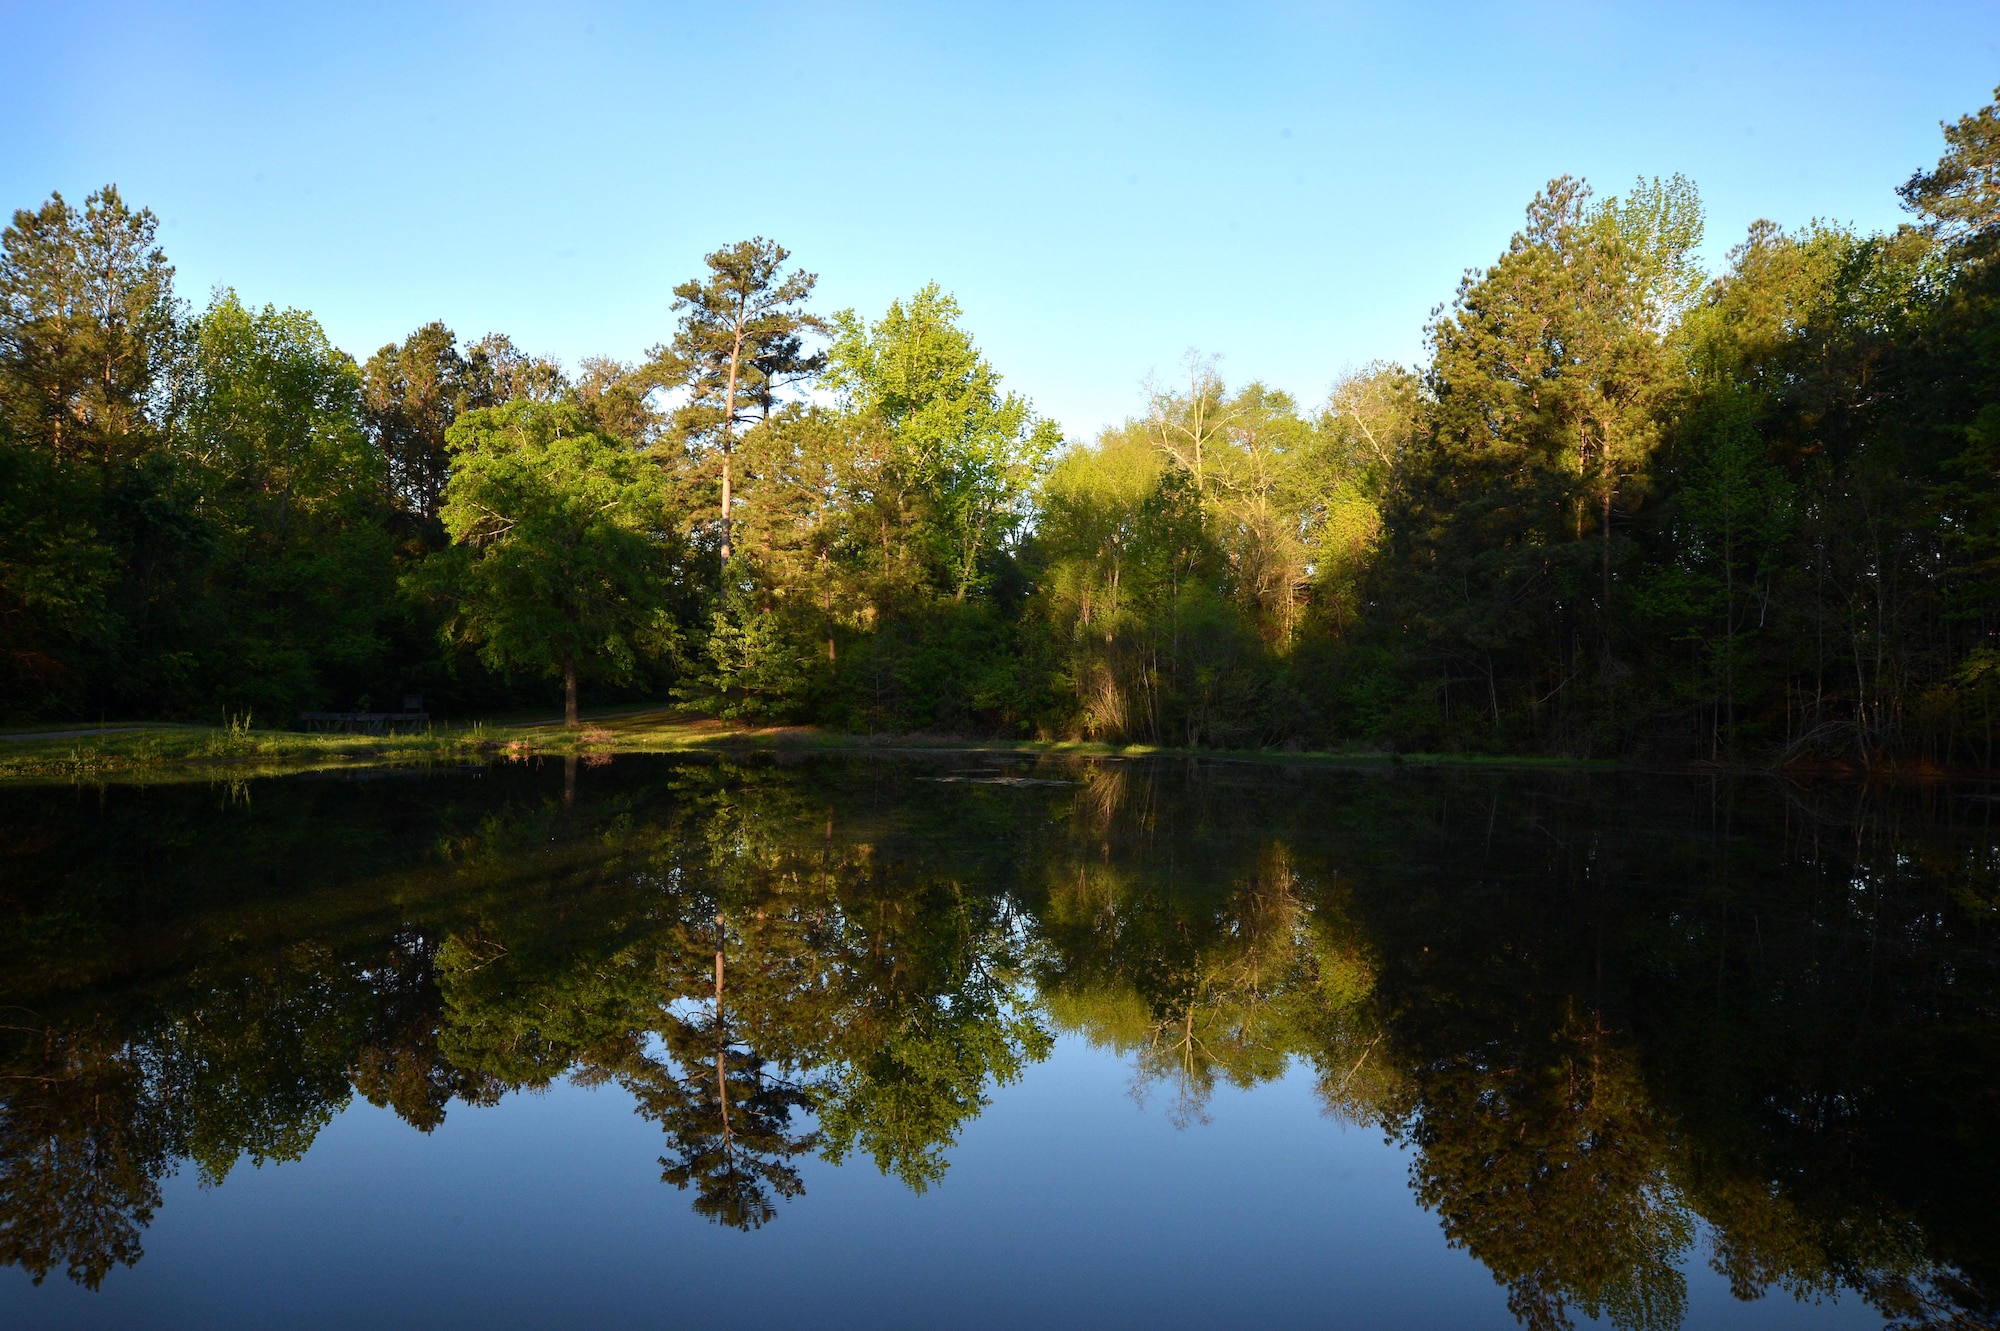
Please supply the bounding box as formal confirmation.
[3,755,1996,1330]
[7,89,2000,761]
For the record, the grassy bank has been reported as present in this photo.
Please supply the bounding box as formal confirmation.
[0,720,490,784]
[0,709,1620,785]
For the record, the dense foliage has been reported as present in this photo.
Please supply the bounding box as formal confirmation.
[8,88,2000,761]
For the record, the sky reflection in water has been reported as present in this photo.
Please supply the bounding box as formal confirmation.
[0,755,1987,1329]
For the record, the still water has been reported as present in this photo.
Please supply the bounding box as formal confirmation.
[0,754,1993,1329]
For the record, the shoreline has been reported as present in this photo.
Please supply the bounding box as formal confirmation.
[0,711,1607,784]
[0,709,1966,785]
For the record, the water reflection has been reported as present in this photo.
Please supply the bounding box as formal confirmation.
[1,757,1996,1328]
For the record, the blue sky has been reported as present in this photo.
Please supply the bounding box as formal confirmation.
[5,1,1997,439]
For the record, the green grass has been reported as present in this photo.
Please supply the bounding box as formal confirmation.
[0,707,1617,785]
[0,721,480,783]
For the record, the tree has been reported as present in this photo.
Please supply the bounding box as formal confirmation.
[0,186,177,474]
[1145,353,1234,500]
[0,186,176,713]
[827,284,1058,601]
[1584,175,1706,630]
[423,400,681,725]
[658,239,824,564]
[0,440,117,711]
[686,408,857,720]
[172,291,376,537]
[363,323,577,537]
[568,355,661,446]
[1307,362,1420,636]
[1386,175,1703,750]
[1633,390,1793,759]
[464,333,567,405]
[167,290,394,716]
[362,322,478,527]
[1900,84,2000,255]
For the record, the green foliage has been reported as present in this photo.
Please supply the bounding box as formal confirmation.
[1023,369,1387,746]
[170,291,397,717]
[1377,174,1704,753]
[0,440,117,708]
[10,84,2000,767]
[1629,387,1793,758]
[655,238,825,565]
[1900,82,2000,253]
[421,401,685,720]
[827,284,1060,601]
[692,581,824,720]
[363,321,491,527]
[0,185,176,473]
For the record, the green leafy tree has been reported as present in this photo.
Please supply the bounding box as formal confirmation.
[0,186,176,713]
[464,333,567,404]
[828,284,1059,602]
[0,442,116,710]
[1307,362,1420,636]
[423,400,681,724]
[168,290,394,715]
[1033,364,1377,745]
[173,292,376,526]
[567,354,661,446]
[1632,391,1793,758]
[1386,175,1702,751]
[674,408,858,720]
[363,322,484,528]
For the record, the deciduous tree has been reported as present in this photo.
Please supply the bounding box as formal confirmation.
[422,400,681,725]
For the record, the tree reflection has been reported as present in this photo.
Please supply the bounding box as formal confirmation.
[612,1032,816,1231]
[0,1022,165,1288]
[1400,1012,1692,1331]
[1,758,1996,1328]
[349,931,503,1132]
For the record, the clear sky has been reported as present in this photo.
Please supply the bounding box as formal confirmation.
[5,1,1997,440]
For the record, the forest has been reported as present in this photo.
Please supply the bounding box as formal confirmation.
[5,86,2000,764]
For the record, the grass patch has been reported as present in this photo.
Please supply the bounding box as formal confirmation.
[0,708,1619,785]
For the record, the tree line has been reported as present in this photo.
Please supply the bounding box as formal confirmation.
[5,86,2000,761]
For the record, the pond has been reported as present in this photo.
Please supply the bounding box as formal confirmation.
[1,754,1994,1329]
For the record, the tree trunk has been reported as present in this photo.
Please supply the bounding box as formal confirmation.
[560,754,577,837]
[718,317,745,565]
[1600,486,1614,661]
[564,657,579,727]
[1723,508,1736,759]
[823,552,836,662]
[719,450,733,564]
[714,913,730,1146]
